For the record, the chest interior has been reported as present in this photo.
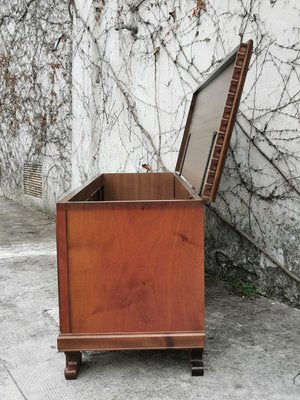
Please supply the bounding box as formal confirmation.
[68,172,197,202]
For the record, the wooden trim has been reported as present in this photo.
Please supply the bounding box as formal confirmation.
[173,172,201,199]
[68,199,200,205]
[103,172,174,177]
[202,40,253,202]
[65,198,202,210]
[175,96,196,173]
[58,173,103,203]
[56,203,70,333]
[57,332,205,352]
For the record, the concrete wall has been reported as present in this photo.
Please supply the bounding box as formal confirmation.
[0,0,72,212]
[71,0,300,306]
[0,0,299,306]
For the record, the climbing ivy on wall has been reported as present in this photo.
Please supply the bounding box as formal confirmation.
[0,0,72,208]
[0,0,299,303]
[69,0,300,304]
[70,0,300,291]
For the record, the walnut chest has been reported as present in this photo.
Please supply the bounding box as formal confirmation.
[56,41,253,379]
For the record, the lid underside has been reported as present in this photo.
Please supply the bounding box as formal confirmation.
[175,40,253,203]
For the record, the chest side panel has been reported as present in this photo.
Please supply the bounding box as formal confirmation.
[66,201,204,334]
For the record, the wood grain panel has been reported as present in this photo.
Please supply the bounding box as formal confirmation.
[174,173,199,199]
[103,173,174,201]
[57,332,205,351]
[59,174,103,202]
[66,201,204,334]
[56,203,70,333]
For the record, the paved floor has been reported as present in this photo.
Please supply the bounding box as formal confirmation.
[0,197,299,400]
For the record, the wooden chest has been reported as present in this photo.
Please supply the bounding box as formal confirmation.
[56,41,253,379]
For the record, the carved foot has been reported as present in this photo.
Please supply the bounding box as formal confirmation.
[190,348,204,376]
[64,352,82,380]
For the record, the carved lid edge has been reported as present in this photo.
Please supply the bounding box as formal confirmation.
[201,40,253,202]
[175,40,253,203]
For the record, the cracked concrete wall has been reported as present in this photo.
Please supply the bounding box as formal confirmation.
[0,0,72,212]
[0,1,299,306]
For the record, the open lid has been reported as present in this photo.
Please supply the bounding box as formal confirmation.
[175,40,253,203]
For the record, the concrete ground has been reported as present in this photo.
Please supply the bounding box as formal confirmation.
[0,197,299,400]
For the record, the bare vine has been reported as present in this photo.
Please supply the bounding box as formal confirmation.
[0,0,299,296]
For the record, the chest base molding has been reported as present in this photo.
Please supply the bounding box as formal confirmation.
[57,332,205,352]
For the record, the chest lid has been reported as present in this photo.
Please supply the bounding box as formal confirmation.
[175,40,253,203]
